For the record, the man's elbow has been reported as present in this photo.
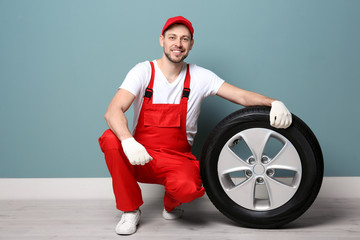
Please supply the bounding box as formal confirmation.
[104,110,111,123]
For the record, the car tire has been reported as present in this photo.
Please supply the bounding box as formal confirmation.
[200,106,324,228]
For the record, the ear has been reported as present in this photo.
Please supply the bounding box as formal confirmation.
[159,34,164,47]
[189,38,194,50]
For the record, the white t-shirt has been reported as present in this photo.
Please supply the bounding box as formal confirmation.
[120,60,225,145]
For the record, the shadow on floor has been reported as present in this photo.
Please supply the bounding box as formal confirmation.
[284,197,352,229]
[137,195,353,230]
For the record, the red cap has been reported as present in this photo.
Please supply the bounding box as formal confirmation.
[161,16,194,36]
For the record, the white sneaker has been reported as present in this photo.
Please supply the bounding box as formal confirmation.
[162,208,184,220]
[115,210,141,235]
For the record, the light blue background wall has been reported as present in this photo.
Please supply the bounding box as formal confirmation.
[1,0,359,177]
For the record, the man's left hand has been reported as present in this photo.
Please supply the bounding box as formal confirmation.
[270,101,292,129]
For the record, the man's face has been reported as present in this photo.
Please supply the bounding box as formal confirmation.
[160,24,194,64]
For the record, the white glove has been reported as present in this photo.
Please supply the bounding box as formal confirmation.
[270,101,292,129]
[121,137,153,165]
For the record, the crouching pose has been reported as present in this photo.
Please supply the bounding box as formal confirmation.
[99,16,292,235]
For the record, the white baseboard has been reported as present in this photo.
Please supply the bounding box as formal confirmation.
[0,177,359,200]
[0,178,164,200]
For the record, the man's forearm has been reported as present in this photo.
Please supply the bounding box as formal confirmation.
[217,82,275,107]
[105,109,133,142]
[240,90,275,107]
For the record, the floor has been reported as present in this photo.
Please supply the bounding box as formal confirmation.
[0,195,359,240]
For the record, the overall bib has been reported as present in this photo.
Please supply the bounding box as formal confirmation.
[99,62,205,212]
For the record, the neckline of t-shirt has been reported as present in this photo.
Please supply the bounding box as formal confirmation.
[153,60,187,87]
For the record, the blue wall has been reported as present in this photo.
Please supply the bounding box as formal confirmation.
[1,0,359,177]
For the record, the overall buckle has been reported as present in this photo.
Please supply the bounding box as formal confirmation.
[182,88,190,98]
[144,88,153,99]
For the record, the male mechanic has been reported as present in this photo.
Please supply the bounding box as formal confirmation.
[98,16,292,235]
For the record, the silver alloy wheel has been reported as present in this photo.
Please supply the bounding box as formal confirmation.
[201,107,323,228]
[218,128,302,211]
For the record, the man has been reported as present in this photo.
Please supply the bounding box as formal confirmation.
[98,16,292,235]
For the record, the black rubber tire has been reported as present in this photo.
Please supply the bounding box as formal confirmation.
[200,106,324,228]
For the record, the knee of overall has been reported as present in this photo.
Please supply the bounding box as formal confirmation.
[167,178,202,203]
[98,129,121,152]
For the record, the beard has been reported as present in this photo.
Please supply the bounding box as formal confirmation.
[164,49,189,63]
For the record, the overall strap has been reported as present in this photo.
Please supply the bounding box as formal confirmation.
[180,64,191,104]
[144,62,191,102]
[144,61,155,101]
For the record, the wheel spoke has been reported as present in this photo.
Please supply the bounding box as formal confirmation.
[265,176,297,209]
[241,129,272,161]
[225,177,256,209]
[218,145,249,175]
[268,142,301,173]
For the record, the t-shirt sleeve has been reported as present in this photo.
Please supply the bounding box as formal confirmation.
[207,71,225,97]
[119,61,150,97]
[192,65,225,98]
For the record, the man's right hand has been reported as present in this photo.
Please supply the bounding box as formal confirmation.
[121,137,153,165]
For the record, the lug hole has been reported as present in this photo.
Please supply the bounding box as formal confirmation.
[245,170,253,178]
[266,169,275,177]
[248,157,255,165]
[261,156,269,164]
[256,177,264,184]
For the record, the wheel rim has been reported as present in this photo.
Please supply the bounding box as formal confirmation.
[217,128,302,211]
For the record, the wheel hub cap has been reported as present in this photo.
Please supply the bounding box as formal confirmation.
[253,164,265,175]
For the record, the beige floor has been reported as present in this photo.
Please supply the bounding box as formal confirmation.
[0,195,359,240]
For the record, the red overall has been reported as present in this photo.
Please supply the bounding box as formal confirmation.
[99,62,205,212]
